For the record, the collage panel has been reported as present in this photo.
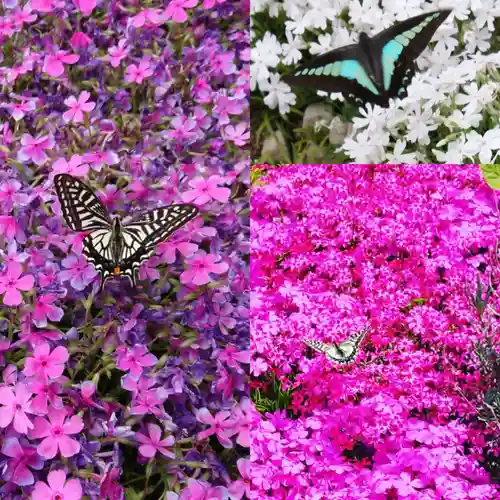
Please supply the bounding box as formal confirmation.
[251,2,500,164]
[0,1,249,499]
[250,164,500,499]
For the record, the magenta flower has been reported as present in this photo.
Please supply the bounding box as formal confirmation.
[129,388,167,417]
[17,133,54,165]
[2,99,36,121]
[180,250,229,286]
[31,407,84,459]
[51,155,89,179]
[196,408,235,448]
[130,8,164,27]
[70,31,92,50]
[33,294,64,327]
[227,459,251,500]
[116,345,158,379]
[23,343,69,381]
[0,215,26,242]
[135,423,176,459]
[31,0,55,12]
[163,0,198,22]
[0,383,35,433]
[105,39,130,68]
[72,0,96,16]
[182,175,231,205]
[29,377,65,415]
[125,60,154,84]
[230,398,252,448]
[0,180,30,212]
[178,480,229,500]
[0,262,34,307]
[63,91,96,123]
[32,469,82,500]
[224,122,249,146]
[59,253,97,290]
[1,437,44,486]
[43,50,80,77]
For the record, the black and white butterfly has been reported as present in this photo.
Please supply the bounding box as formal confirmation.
[54,174,199,289]
[303,327,369,364]
[283,10,451,108]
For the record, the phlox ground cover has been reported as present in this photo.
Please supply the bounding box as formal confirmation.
[251,0,500,164]
[250,164,500,499]
[0,0,249,499]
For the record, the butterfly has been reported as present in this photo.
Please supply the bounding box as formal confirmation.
[283,10,451,108]
[54,174,199,289]
[303,327,369,364]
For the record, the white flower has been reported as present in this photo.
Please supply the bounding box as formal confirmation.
[471,0,500,31]
[282,31,306,65]
[455,82,496,115]
[340,130,390,163]
[445,109,482,130]
[253,32,282,69]
[405,107,438,145]
[309,33,335,55]
[433,137,467,164]
[352,103,388,133]
[464,27,491,53]
[260,73,297,115]
[384,140,418,164]
[463,128,500,163]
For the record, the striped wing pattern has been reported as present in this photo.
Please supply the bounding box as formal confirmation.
[119,205,200,284]
[54,175,199,289]
[54,174,111,231]
[304,327,369,364]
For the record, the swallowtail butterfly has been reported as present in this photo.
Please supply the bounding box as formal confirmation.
[54,174,199,289]
[283,10,451,107]
[303,327,369,364]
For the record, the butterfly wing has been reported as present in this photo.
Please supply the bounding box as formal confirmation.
[282,43,387,106]
[119,204,199,285]
[82,229,117,288]
[372,10,451,98]
[54,174,112,232]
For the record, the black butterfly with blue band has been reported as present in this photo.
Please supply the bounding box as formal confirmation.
[283,10,451,108]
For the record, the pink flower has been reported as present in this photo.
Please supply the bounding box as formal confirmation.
[130,9,164,27]
[180,250,229,286]
[224,122,249,146]
[227,459,251,500]
[0,180,30,212]
[17,133,55,165]
[43,50,80,77]
[29,377,65,415]
[182,175,231,205]
[135,423,176,459]
[163,0,198,23]
[196,408,235,448]
[229,398,252,448]
[72,0,97,16]
[1,437,44,486]
[2,99,36,121]
[31,407,84,459]
[51,155,90,179]
[59,253,98,290]
[105,39,129,68]
[116,345,158,380]
[23,343,69,381]
[33,294,64,327]
[125,60,154,84]
[0,262,34,307]
[70,31,92,50]
[31,0,55,12]
[178,479,229,500]
[0,383,35,433]
[0,215,26,242]
[63,91,96,123]
[32,469,83,500]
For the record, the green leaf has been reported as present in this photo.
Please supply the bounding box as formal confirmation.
[125,488,143,500]
[480,164,500,190]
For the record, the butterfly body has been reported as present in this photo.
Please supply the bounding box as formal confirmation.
[54,174,199,290]
[303,327,369,364]
[283,10,451,107]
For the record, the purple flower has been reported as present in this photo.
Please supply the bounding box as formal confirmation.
[1,437,44,486]
[59,253,97,290]
[17,133,54,165]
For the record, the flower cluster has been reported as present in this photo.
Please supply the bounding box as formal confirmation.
[0,0,249,498]
[251,0,500,164]
[251,164,500,498]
